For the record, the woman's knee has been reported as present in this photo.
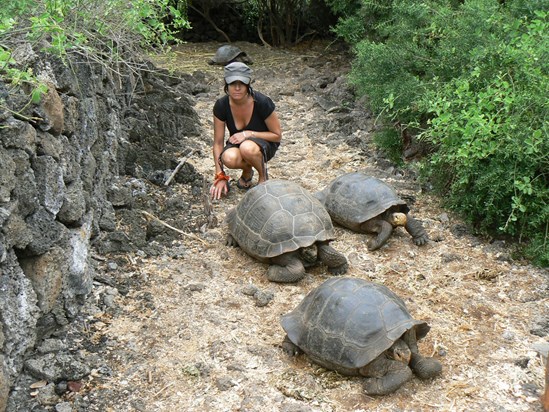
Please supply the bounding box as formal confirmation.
[221,149,241,168]
[240,140,261,159]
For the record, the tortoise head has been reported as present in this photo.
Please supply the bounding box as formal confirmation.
[386,339,412,364]
[388,212,407,227]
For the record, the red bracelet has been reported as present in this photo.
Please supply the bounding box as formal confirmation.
[214,171,230,185]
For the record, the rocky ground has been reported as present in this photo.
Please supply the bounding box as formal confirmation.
[12,41,548,412]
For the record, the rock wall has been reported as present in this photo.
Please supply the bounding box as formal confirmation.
[0,49,202,411]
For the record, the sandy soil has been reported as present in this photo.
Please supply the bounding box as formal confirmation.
[84,41,548,412]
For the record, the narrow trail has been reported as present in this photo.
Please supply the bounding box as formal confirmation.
[86,41,547,412]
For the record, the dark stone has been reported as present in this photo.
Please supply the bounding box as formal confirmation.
[11,149,40,217]
[514,357,529,368]
[93,231,136,255]
[451,223,471,238]
[59,134,82,184]
[36,131,64,159]
[173,162,201,185]
[98,202,116,232]
[254,290,275,307]
[24,352,90,382]
[0,118,36,152]
[530,314,549,337]
[55,381,68,396]
[215,376,235,391]
[58,180,87,226]
[3,213,32,250]
[32,155,65,215]
[106,182,133,208]
[23,208,65,256]
[0,148,16,203]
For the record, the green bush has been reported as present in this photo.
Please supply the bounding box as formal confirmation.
[327,0,548,265]
[419,11,548,265]
[372,127,404,165]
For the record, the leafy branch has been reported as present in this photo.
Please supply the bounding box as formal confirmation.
[0,0,191,110]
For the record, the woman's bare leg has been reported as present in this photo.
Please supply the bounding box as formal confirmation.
[239,140,267,182]
[221,147,254,186]
[221,141,266,183]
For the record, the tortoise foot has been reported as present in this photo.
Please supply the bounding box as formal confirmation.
[328,262,348,275]
[412,234,429,246]
[318,243,348,275]
[268,254,306,283]
[267,265,305,283]
[367,240,383,251]
[410,355,442,379]
[406,217,429,246]
[363,367,413,396]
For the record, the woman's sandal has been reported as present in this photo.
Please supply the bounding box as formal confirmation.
[236,170,254,190]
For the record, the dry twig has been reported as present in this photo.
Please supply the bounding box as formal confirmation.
[164,149,195,186]
[202,177,218,229]
[141,211,211,246]
[153,382,175,398]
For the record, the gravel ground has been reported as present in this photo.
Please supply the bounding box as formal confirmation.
[78,41,549,412]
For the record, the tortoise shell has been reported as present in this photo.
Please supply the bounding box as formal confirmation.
[226,180,336,260]
[315,172,410,231]
[281,277,429,369]
[209,45,252,65]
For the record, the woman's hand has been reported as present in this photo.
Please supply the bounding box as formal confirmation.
[210,171,230,200]
[210,179,229,200]
[228,131,250,144]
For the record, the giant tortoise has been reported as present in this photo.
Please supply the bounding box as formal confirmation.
[225,180,348,283]
[281,277,442,396]
[208,44,253,66]
[315,172,429,251]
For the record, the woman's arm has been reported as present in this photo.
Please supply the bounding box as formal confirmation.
[245,111,282,143]
[210,115,229,200]
[213,116,226,172]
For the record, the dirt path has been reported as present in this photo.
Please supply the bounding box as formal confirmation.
[85,41,548,412]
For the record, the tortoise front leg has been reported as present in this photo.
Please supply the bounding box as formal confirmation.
[267,252,306,283]
[405,215,429,246]
[362,219,393,251]
[317,242,348,275]
[299,244,318,268]
[402,329,442,380]
[360,355,413,396]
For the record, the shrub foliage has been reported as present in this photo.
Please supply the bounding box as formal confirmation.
[328,0,548,265]
[0,0,190,110]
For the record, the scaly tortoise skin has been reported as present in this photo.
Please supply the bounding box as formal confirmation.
[281,277,442,396]
[225,180,348,283]
[208,44,253,66]
[315,172,429,251]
